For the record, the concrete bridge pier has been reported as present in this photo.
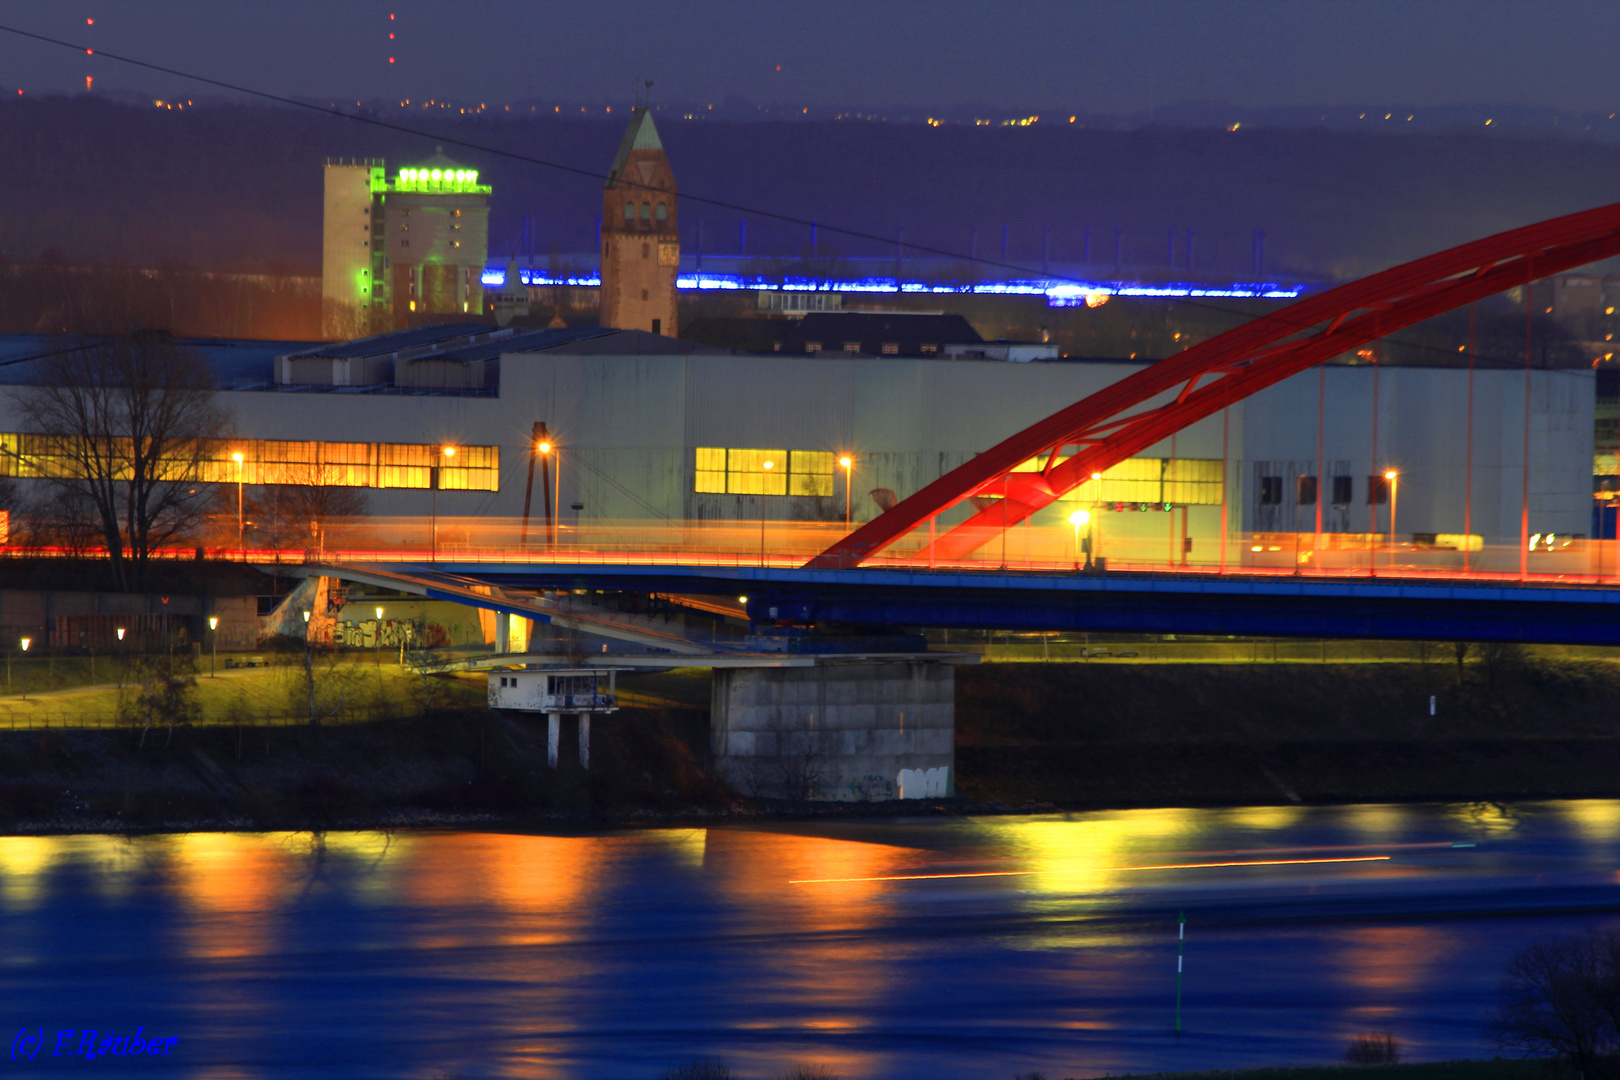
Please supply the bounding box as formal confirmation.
[710,658,961,802]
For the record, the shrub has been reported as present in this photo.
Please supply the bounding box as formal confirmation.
[659,1058,731,1080]
[1343,1031,1400,1065]
[780,1067,838,1080]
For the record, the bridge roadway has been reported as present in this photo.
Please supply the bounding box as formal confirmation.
[313,560,1620,646]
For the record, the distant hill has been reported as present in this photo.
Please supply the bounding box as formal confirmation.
[2,96,1618,282]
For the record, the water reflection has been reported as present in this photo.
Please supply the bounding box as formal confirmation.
[0,802,1618,1079]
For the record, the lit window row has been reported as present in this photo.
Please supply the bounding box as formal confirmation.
[0,435,499,492]
[1009,455,1225,506]
[694,448,835,496]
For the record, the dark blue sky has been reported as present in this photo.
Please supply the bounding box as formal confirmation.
[2,0,1618,114]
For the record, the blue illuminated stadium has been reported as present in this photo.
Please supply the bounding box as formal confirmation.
[480,265,1314,305]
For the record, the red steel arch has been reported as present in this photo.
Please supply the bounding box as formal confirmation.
[808,202,1620,569]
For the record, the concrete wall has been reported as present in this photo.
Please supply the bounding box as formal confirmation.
[710,660,955,802]
[1241,366,1596,541]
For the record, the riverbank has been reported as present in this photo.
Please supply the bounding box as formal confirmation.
[1096,1061,1570,1080]
[3,653,1619,833]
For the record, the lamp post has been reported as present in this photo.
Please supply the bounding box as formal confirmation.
[1068,509,1091,570]
[115,627,125,690]
[839,456,853,529]
[1385,469,1399,571]
[232,451,245,556]
[375,606,384,666]
[432,445,455,561]
[537,438,553,548]
[760,460,774,567]
[208,615,218,678]
[19,637,30,701]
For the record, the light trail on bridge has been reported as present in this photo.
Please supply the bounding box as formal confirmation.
[73,515,1620,589]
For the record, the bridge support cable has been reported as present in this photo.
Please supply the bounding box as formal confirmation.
[808,203,1620,568]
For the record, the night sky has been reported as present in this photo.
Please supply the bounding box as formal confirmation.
[0,0,1617,114]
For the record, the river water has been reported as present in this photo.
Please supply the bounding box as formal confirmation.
[3,801,1620,1079]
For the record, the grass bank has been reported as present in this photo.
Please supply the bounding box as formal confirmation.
[954,652,1620,806]
[1091,1062,1570,1080]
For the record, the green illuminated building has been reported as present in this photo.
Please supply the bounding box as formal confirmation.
[321,152,491,338]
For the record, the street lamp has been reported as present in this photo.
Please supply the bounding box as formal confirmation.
[537,439,553,548]
[1067,509,1091,570]
[375,606,385,666]
[839,456,853,528]
[432,445,455,561]
[19,637,30,701]
[232,451,245,555]
[760,460,774,567]
[208,615,218,678]
[115,626,125,690]
[1385,469,1399,570]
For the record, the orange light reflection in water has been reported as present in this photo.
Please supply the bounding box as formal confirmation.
[702,828,923,1078]
[1333,924,1459,1057]
[170,833,301,960]
[399,832,617,1080]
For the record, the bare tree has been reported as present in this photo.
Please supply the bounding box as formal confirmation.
[290,644,368,727]
[12,333,229,590]
[1488,930,1620,1079]
[118,642,200,747]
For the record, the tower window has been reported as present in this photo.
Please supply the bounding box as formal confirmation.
[641,289,649,301]
[624,202,635,220]
[1258,476,1282,505]
[640,202,651,221]
[1331,476,1353,505]
[655,202,667,222]
[641,242,650,259]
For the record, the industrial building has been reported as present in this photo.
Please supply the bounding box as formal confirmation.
[0,327,1594,573]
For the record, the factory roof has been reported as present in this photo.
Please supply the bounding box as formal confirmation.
[0,327,722,396]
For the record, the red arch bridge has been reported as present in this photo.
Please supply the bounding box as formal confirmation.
[314,203,1620,645]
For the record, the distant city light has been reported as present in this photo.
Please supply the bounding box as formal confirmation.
[479,266,1312,304]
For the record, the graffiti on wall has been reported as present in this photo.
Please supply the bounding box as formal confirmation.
[335,619,417,649]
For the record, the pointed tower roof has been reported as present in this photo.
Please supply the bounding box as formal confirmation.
[606,108,664,188]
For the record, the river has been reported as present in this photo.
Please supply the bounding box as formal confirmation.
[3,800,1619,1078]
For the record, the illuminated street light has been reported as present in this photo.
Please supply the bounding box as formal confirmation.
[207,615,218,677]
[18,636,29,701]
[1068,509,1091,570]
[839,456,854,529]
[432,446,456,562]
[1384,469,1399,569]
[232,451,245,555]
[375,606,385,666]
[760,460,774,567]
